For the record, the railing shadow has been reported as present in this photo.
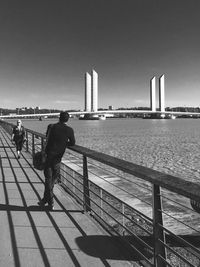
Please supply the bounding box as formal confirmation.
[76,235,153,261]
[76,234,200,261]
[0,203,83,212]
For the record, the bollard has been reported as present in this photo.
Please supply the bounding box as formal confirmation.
[32,133,35,156]
[25,131,29,152]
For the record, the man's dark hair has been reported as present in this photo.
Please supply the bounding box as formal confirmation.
[59,111,69,123]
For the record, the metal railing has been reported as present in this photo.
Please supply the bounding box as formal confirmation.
[1,120,200,267]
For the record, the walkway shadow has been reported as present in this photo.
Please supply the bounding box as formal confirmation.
[0,204,44,211]
[75,235,153,261]
[76,234,200,261]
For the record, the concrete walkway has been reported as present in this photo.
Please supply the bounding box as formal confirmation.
[0,126,138,267]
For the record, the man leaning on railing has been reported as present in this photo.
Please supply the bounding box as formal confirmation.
[38,111,76,210]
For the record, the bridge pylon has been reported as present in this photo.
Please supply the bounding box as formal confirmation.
[85,72,92,112]
[150,75,165,115]
[150,77,156,112]
[159,74,165,113]
[84,69,98,113]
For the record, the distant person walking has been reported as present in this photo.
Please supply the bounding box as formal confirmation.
[11,119,26,159]
[38,111,75,210]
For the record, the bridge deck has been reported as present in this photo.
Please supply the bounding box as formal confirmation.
[0,126,135,267]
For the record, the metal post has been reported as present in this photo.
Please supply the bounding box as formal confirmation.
[122,203,125,228]
[25,131,28,152]
[100,189,103,218]
[83,155,91,212]
[153,184,166,267]
[32,133,35,156]
[122,203,126,236]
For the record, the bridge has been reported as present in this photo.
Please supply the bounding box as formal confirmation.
[0,109,200,120]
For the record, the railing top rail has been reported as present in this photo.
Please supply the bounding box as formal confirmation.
[1,121,200,202]
[26,128,46,138]
[69,145,200,201]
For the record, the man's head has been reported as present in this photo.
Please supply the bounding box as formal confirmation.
[59,111,69,123]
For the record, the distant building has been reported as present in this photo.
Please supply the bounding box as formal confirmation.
[109,105,114,110]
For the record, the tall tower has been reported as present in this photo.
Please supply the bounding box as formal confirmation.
[85,72,91,112]
[159,74,165,112]
[91,69,98,112]
[150,77,156,112]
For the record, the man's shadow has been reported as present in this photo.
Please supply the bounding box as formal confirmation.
[0,203,45,211]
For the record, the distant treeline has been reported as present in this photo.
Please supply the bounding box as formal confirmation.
[99,106,200,112]
[0,108,78,115]
[165,107,200,112]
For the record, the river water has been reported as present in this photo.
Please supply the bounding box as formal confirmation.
[8,117,200,184]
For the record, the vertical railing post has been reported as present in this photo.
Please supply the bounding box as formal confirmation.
[153,184,166,267]
[32,133,35,156]
[83,155,91,212]
[122,203,125,235]
[25,131,29,152]
[9,124,13,135]
[100,189,103,218]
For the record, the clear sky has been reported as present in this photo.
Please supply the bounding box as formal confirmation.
[0,0,200,110]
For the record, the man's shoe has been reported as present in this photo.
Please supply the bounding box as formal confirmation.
[48,204,54,211]
[38,199,47,206]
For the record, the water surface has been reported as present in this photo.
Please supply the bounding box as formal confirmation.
[8,118,200,183]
